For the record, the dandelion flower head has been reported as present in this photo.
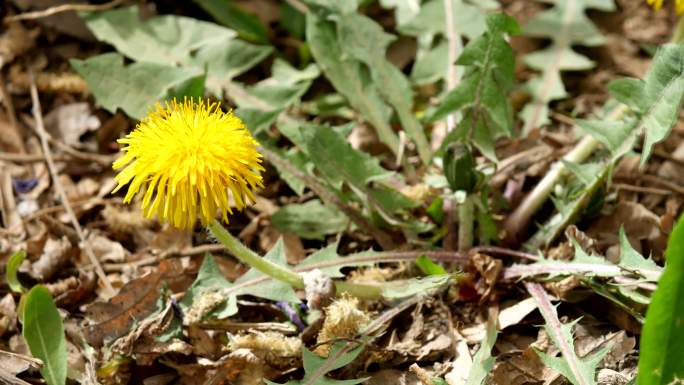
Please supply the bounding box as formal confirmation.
[112,98,264,229]
[646,0,684,14]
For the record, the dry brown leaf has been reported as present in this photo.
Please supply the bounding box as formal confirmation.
[44,103,100,149]
[85,259,185,347]
[0,23,36,68]
[0,294,17,336]
[27,235,73,281]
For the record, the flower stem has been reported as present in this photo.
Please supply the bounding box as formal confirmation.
[458,195,474,252]
[208,219,304,289]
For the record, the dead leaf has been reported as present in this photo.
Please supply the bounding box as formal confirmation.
[44,103,100,149]
[0,294,17,336]
[85,259,185,347]
[27,236,73,281]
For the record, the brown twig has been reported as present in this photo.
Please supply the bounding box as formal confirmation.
[28,70,114,296]
[4,0,125,22]
[613,183,671,196]
[615,173,684,195]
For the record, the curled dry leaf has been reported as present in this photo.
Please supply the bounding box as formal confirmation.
[85,259,185,347]
[27,235,73,281]
[44,103,100,149]
[0,294,17,336]
[8,65,89,95]
[0,23,36,68]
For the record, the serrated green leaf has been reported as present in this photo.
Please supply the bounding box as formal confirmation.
[305,14,399,157]
[272,200,349,240]
[521,0,615,132]
[618,227,661,281]
[576,118,638,162]
[81,6,271,95]
[337,13,431,164]
[382,274,450,298]
[397,0,488,39]
[180,253,237,318]
[637,216,684,385]
[22,286,67,385]
[527,283,609,385]
[6,250,26,293]
[70,53,202,119]
[297,245,374,279]
[562,161,605,187]
[235,238,300,303]
[430,13,518,160]
[267,342,367,385]
[582,44,684,165]
[465,315,497,385]
[607,78,645,110]
[306,126,394,188]
[415,255,447,276]
[239,60,319,111]
[192,0,269,43]
[234,108,281,134]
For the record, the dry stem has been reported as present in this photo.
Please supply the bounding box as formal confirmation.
[28,71,114,296]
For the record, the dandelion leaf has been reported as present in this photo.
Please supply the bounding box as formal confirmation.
[70,53,202,119]
[638,216,684,385]
[430,13,518,160]
[22,286,67,385]
[267,343,367,385]
[272,200,349,241]
[520,0,614,132]
[235,238,300,303]
[579,44,684,165]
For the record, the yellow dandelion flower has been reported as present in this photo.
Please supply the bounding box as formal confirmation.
[647,0,684,14]
[112,99,264,229]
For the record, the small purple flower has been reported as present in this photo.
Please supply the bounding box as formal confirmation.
[276,301,306,331]
[13,178,38,194]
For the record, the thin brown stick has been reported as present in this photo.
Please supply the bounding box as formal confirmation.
[613,183,671,196]
[260,146,396,250]
[652,149,684,168]
[4,0,125,22]
[28,71,114,296]
[616,173,684,195]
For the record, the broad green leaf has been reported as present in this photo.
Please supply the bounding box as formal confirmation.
[637,216,684,385]
[576,118,638,163]
[267,342,367,385]
[302,0,358,14]
[305,14,399,157]
[415,255,447,276]
[81,7,271,88]
[235,238,300,303]
[337,13,431,164]
[465,315,497,385]
[234,108,281,134]
[192,0,269,43]
[379,0,421,27]
[6,250,26,293]
[306,126,394,188]
[382,274,450,298]
[527,283,609,385]
[581,44,684,165]
[297,245,375,278]
[430,13,519,160]
[180,253,237,318]
[82,6,236,64]
[70,53,202,119]
[618,227,661,281]
[272,200,349,240]
[520,0,615,132]
[397,0,487,39]
[239,60,319,111]
[22,286,67,385]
